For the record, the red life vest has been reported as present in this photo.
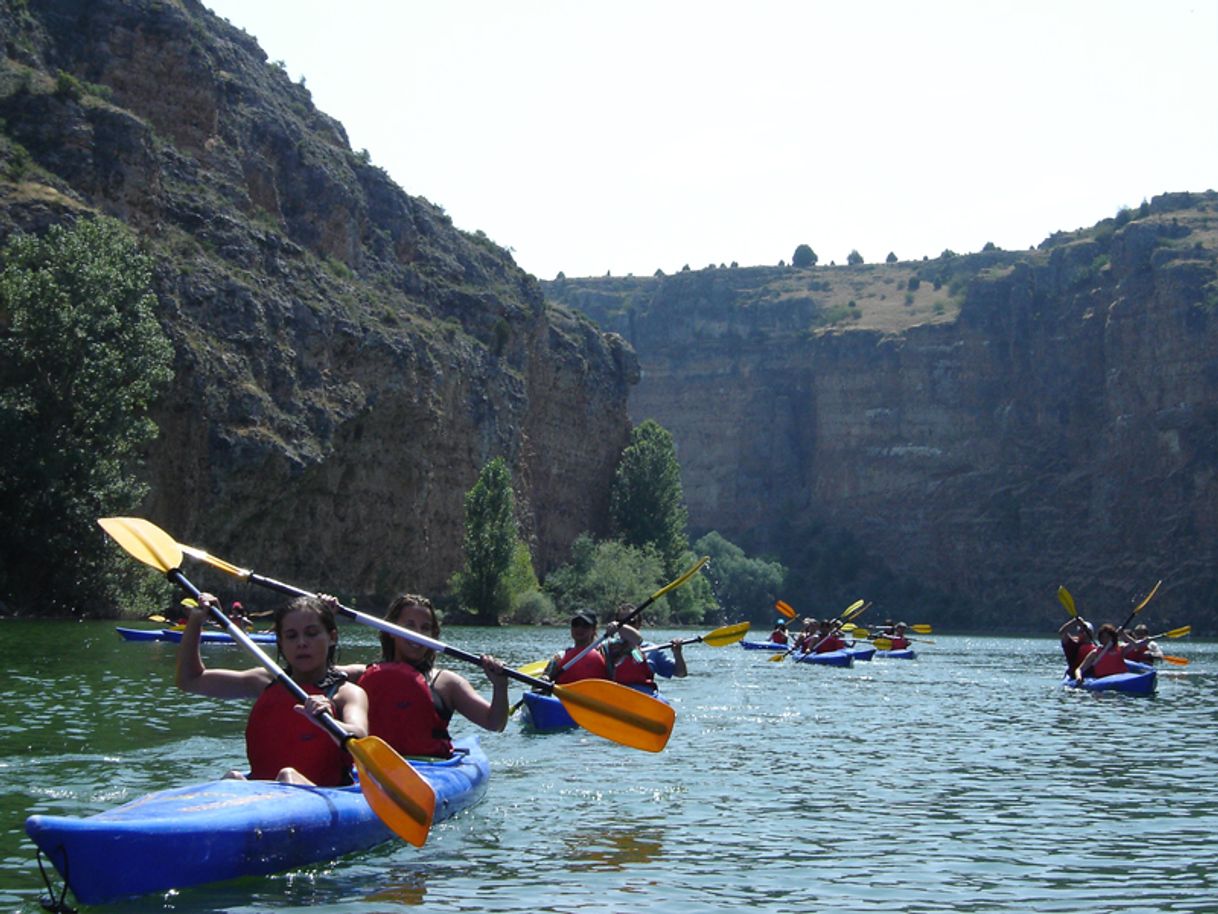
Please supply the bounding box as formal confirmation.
[1124,645,1151,663]
[770,631,789,644]
[1073,642,1096,670]
[359,662,452,759]
[611,650,656,689]
[815,635,846,653]
[245,680,353,786]
[555,645,609,684]
[1091,648,1128,678]
[887,636,911,650]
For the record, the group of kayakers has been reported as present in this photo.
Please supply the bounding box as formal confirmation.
[542,604,687,691]
[1058,615,1161,683]
[768,617,913,654]
[176,592,509,788]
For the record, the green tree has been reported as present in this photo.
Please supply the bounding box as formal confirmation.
[451,457,518,624]
[847,249,864,266]
[792,244,818,268]
[0,217,174,616]
[885,251,898,264]
[610,420,689,571]
[693,531,786,624]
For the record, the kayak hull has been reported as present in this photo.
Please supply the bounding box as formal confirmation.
[116,626,277,644]
[25,735,489,905]
[848,647,876,662]
[793,649,854,668]
[740,640,787,651]
[520,684,664,733]
[1062,670,1157,696]
[874,648,917,660]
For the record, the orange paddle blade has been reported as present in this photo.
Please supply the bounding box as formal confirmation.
[552,679,675,752]
[775,600,796,619]
[347,736,436,847]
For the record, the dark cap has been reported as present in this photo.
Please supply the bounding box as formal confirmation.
[571,610,597,626]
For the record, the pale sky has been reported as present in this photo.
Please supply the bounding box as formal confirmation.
[203,0,1218,280]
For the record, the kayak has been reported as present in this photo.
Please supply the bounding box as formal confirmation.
[25,735,489,905]
[116,626,277,644]
[848,647,876,662]
[1061,669,1157,696]
[793,650,854,668]
[874,648,917,660]
[740,640,788,651]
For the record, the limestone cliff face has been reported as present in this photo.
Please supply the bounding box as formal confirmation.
[548,195,1218,632]
[0,0,635,608]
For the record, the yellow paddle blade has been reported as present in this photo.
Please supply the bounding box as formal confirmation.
[702,621,750,647]
[1057,585,1077,617]
[841,599,866,621]
[347,736,436,847]
[768,648,792,662]
[1132,580,1162,615]
[516,659,549,678]
[911,624,933,634]
[852,628,869,639]
[840,623,857,632]
[1161,626,1191,639]
[872,637,893,650]
[553,679,675,752]
[1161,654,1190,666]
[178,543,251,578]
[147,614,169,624]
[775,600,796,619]
[98,517,183,573]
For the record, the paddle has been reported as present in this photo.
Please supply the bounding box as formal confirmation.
[173,532,675,752]
[769,599,866,663]
[97,517,436,846]
[640,621,751,654]
[775,600,797,620]
[1118,579,1162,631]
[1057,585,1078,618]
[1161,654,1190,666]
[1152,625,1191,640]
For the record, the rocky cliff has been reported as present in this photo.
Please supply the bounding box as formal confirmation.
[547,195,1218,632]
[0,0,636,611]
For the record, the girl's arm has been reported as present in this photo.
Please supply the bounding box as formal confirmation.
[437,659,509,732]
[175,598,272,699]
[334,681,369,739]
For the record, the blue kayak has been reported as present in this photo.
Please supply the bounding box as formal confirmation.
[793,649,854,668]
[848,647,876,662]
[116,626,277,644]
[25,735,489,905]
[1061,669,1157,696]
[740,640,788,651]
[520,684,665,733]
[874,648,917,660]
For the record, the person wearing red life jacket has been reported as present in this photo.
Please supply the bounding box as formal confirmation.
[1073,623,1148,683]
[811,618,850,654]
[885,622,912,651]
[339,593,508,760]
[542,609,621,684]
[1123,624,1163,664]
[792,618,819,653]
[769,621,789,645]
[605,603,684,695]
[175,593,368,787]
[1059,616,1094,673]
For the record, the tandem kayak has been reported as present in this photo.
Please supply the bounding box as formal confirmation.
[25,735,489,905]
[874,648,917,660]
[519,685,666,734]
[740,640,788,651]
[793,650,854,668]
[116,626,277,644]
[1061,669,1157,696]
[848,647,876,662]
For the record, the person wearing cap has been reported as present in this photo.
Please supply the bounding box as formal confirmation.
[885,622,912,651]
[604,603,683,694]
[230,601,253,631]
[1058,616,1094,673]
[542,610,616,684]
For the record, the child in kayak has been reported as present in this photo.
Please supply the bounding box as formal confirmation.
[175,594,368,787]
[1123,624,1164,664]
[604,603,685,693]
[1072,623,1149,683]
[1058,616,1094,673]
[340,593,508,759]
[769,621,789,645]
[810,618,851,653]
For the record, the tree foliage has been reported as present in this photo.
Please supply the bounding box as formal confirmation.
[847,249,864,266]
[792,244,818,268]
[694,531,787,624]
[451,457,518,624]
[610,419,689,571]
[0,217,174,615]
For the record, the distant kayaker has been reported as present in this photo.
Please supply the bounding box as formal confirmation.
[1058,616,1094,672]
[339,593,509,759]
[1073,623,1149,683]
[175,593,369,787]
[769,621,789,645]
[605,603,685,693]
[542,609,634,684]
[1124,624,1164,664]
[810,618,850,654]
[792,618,818,652]
[885,622,912,651]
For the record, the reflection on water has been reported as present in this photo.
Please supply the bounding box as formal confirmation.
[2,621,1217,913]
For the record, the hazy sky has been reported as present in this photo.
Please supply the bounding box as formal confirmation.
[203,0,1217,280]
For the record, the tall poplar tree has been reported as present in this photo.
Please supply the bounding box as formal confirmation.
[452,457,517,624]
[609,419,689,572]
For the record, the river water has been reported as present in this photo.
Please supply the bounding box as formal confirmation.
[1,621,1215,913]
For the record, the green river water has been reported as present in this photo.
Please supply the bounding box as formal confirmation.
[1,620,1216,913]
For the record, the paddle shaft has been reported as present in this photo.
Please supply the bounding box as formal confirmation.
[169,568,354,748]
[236,568,563,695]
[642,635,701,654]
